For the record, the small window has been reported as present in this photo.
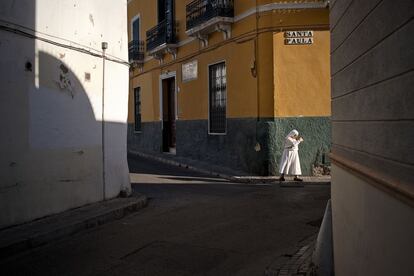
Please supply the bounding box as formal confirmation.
[209,62,227,134]
[134,87,142,132]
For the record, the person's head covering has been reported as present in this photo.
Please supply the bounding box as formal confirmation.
[287,129,299,138]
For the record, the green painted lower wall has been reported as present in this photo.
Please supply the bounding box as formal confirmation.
[127,117,331,176]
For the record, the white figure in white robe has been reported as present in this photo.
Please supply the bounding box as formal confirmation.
[278,129,304,181]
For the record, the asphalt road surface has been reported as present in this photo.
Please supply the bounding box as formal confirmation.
[3,155,330,275]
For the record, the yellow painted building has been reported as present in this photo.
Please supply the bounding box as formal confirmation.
[127,0,331,175]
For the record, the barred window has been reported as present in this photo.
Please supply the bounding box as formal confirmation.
[209,62,226,134]
[134,87,142,132]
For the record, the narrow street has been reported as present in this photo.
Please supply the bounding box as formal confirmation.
[3,156,330,275]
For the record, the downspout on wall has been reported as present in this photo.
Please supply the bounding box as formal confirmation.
[101,41,108,200]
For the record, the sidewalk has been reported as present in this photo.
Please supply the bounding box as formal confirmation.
[0,194,147,262]
[128,150,331,186]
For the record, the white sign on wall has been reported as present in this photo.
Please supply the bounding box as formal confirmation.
[182,60,198,82]
[284,30,314,45]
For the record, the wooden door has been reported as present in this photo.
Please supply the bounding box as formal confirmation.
[162,77,176,152]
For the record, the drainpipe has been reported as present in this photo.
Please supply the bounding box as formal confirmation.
[253,0,263,165]
[101,42,108,200]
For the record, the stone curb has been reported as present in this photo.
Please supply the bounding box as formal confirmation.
[128,150,330,185]
[128,150,236,181]
[0,194,147,261]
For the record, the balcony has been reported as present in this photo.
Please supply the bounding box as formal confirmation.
[146,19,177,61]
[128,40,144,67]
[186,0,234,46]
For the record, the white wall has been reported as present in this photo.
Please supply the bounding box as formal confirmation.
[331,165,414,276]
[0,0,130,228]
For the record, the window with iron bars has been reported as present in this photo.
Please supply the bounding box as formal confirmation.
[134,87,142,132]
[209,62,226,134]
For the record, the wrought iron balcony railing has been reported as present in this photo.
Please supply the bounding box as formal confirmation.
[128,40,144,63]
[186,0,234,31]
[146,19,177,52]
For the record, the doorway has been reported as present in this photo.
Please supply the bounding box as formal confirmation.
[161,76,176,154]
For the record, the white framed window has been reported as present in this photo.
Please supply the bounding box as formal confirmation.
[208,61,227,134]
[131,15,140,41]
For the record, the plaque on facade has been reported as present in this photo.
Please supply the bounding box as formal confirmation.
[284,30,314,45]
[182,60,198,82]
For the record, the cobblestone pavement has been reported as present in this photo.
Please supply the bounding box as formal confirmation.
[265,235,317,276]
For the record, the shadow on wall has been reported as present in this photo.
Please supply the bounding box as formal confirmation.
[0,5,129,228]
[35,51,101,149]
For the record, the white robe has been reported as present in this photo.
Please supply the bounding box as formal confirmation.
[279,136,302,175]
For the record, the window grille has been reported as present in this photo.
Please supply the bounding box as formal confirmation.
[146,0,176,52]
[209,62,226,134]
[134,87,142,132]
[186,0,234,30]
